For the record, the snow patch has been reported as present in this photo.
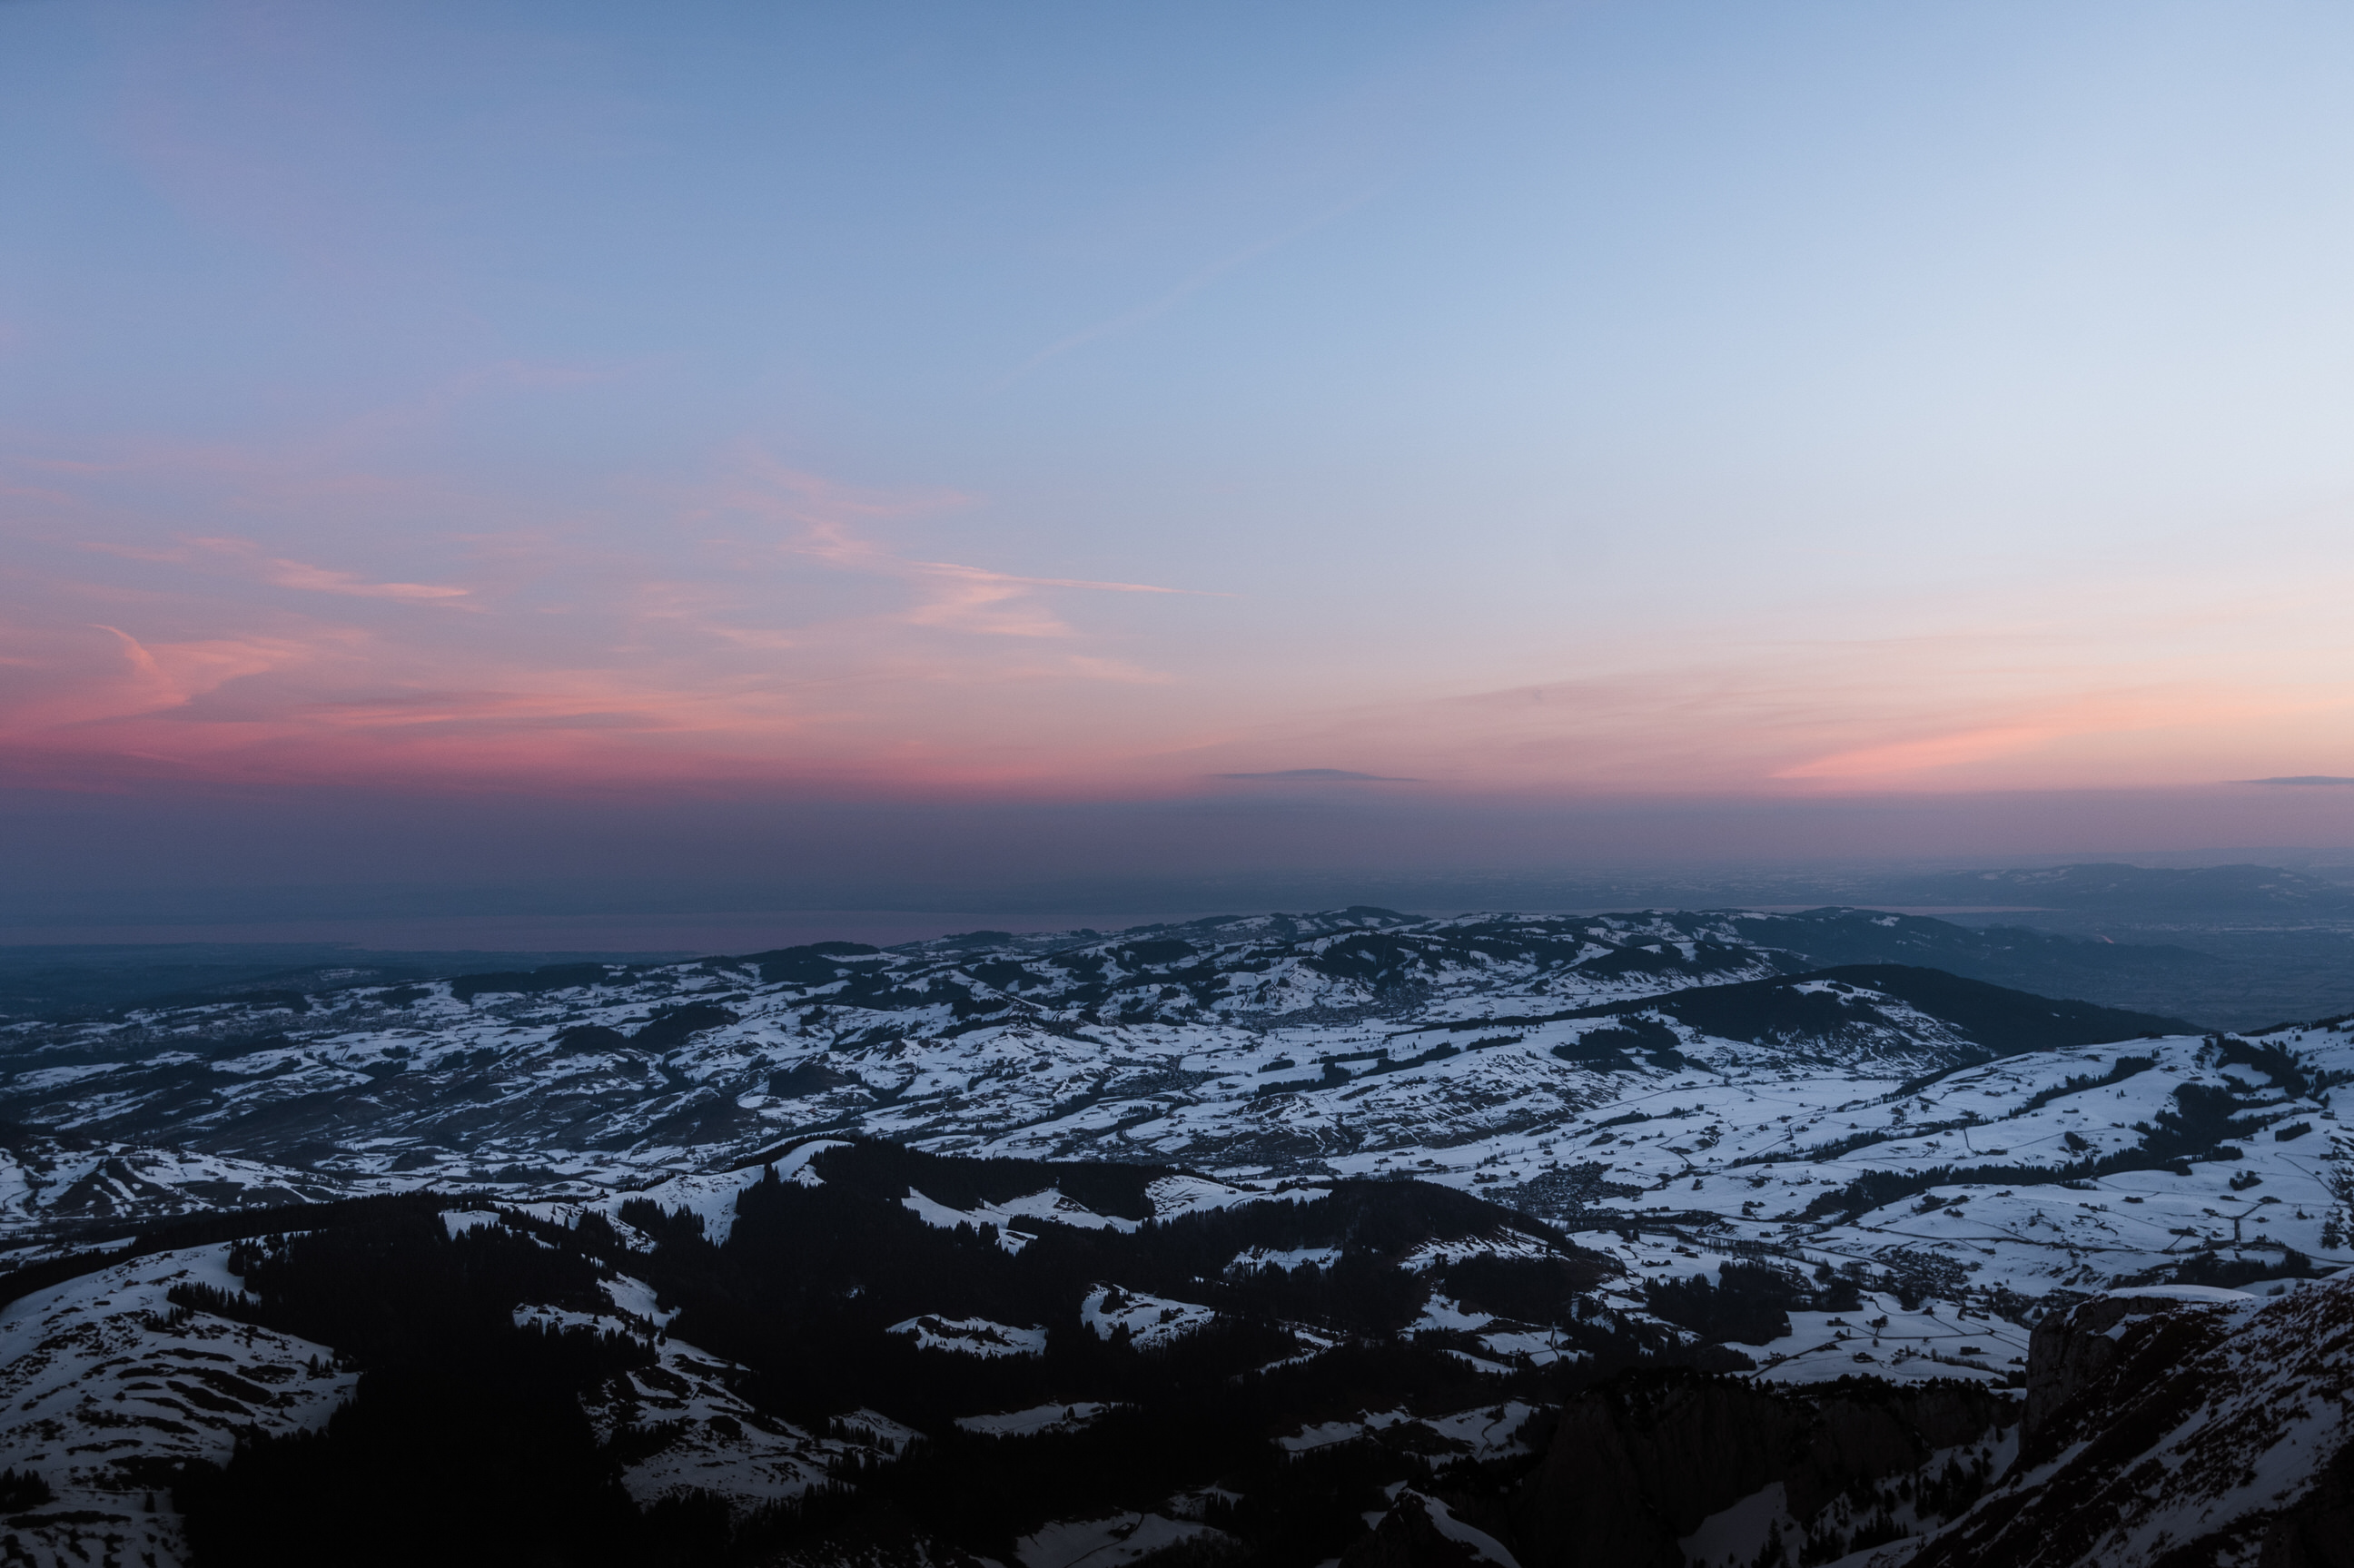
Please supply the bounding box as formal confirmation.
[886,1314,1049,1358]
[1014,1511,1231,1568]
[954,1402,1119,1437]
[1388,1491,1520,1567]
[1081,1286,1216,1348]
[1229,1244,1342,1273]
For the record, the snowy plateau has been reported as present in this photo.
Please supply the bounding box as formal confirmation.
[1,907,2350,1568]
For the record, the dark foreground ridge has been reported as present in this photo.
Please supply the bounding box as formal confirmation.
[2,1140,2342,1567]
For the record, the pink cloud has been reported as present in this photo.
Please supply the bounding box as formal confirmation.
[67,624,323,722]
[782,514,1203,642]
[184,537,471,602]
[691,456,1211,642]
[14,430,2349,811]
[0,491,1216,797]
[1772,725,2057,781]
[252,557,470,601]
[74,535,470,602]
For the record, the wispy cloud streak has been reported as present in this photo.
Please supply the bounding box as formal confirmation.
[1000,191,1381,382]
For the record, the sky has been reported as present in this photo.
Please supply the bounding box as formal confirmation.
[7,0,2354,937]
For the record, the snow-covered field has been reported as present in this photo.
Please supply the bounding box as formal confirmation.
[5,909,2349,1319]
[0,1245,354,1568]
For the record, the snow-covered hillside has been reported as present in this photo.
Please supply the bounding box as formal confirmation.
[1498,1275,2354,1568]
[5,910,2348,1307]
[0,1244,353,1568]
[1880,1278,2354,1568]
[1,1126,2349,1568]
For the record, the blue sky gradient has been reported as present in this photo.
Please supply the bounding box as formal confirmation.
[7,1,2354,930]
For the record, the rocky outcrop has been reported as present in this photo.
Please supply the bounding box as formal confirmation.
[1343,1491,1521,1568]
[1512,1286,2354,1568]
[1904,1281,2354,1568]
[1507,1371,2015,1568]
[2020,1291,2223,1438]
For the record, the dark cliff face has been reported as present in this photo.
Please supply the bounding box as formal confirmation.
[1506,1371,2016,1568]
[2261,1441,2354,1568]
[1513,1375,1797,1568]
[1407,1284,2354,1568]
[1908,1282,2354,1568]
[2020,1292,2220,1440]
[1497,1280,2354,1563]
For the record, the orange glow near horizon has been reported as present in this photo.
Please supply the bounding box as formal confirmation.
[6,436,2354,812]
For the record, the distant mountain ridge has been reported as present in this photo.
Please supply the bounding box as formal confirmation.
[1891,861,2354,919]
[5,860,2343,1026]
[0,909,2193,1228]
[2,902,2342,1321]
[0,942,693,1021]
